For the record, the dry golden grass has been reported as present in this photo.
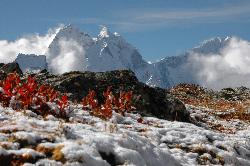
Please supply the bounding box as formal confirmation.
[36,144,65,162]
[52,145,65,162]
[36,144,54,157]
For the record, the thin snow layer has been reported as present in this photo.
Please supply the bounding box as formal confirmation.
[0,106,250,165]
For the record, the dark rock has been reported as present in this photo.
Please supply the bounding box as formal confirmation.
[35,70,190,122]
[99,151,123,166]
[0,62,23,76]
[39,69,48,73]
[0,63,5,68]
[219,88,236,100]
[0,70,7,80]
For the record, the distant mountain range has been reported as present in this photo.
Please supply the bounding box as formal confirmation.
[15,25,235,88]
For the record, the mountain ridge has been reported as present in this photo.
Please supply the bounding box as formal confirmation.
[15,25,237,89]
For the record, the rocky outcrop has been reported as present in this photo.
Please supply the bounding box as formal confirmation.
[0,62,22,80]
[35,70,190,122]
[0,62,22,75]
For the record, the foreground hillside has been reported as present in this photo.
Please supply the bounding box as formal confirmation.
[0,64,250,165]
[1,104,250,166]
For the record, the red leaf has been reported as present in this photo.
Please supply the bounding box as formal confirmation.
[61,95,68,104]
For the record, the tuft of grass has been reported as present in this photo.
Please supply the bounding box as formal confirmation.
[36,144,66,163]
[52,145,65,162]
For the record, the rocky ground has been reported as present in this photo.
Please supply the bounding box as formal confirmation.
[0,63,250,165]
[170,84,250,134]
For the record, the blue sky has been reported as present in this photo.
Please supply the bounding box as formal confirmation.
[0,0,250,61]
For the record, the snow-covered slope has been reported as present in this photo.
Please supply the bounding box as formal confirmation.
[14,53,48,73]
[0,104,250,165]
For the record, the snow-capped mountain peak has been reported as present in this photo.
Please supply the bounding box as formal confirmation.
[51,24,94,48]
[191,36,232,54]
[98,26,121,40]
[98,26,110,38]
[45,25,148,76]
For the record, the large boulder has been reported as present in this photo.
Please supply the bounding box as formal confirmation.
[35,70,190,122]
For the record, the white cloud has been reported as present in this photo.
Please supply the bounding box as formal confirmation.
[0,25,62,63]
[187,37,250,89]
[47,39,88,74]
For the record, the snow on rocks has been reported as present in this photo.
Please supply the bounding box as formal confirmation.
[0,105,250,165]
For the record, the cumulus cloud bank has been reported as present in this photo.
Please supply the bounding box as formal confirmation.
[188,37,250,89]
